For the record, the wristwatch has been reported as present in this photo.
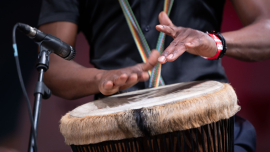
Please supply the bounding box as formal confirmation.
[206,31,227,60]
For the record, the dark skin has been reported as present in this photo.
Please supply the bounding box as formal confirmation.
[157,0,270,63]
[40,0,270,99]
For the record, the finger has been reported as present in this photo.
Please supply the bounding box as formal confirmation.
[100,80,120,95]
[119,73,139,90]
[158,40,182,64]
[126,73,138,84]
[114,73,128,86]
[103,81,114,90]
[158,11,174,26]
[138,72,149,81]
[165,36,202,62]
[141,50,159,71]
[165,45,186,62]
[156,25,180,38]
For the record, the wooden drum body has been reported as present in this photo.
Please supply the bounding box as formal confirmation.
[60,81,240,152]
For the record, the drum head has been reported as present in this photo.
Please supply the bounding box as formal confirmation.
[70,81,223,118]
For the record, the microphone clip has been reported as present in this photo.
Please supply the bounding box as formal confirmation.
[34,82,51,99]
[35,45,52,99]
[36,45,51,71]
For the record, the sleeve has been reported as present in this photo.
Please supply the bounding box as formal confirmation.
[38,0,80,27]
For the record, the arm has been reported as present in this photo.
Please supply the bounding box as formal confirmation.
[156,0,270,63]
[223,0,270,62]
[39,22,102,99]
[40,22,159,99]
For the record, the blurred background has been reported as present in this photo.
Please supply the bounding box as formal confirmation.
[1,0,270,151]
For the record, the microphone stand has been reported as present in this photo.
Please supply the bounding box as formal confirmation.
[28,45,51,152]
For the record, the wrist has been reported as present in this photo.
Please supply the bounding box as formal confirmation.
[93,69,107,90]
[78,68,107,95]
[204,31,227,60]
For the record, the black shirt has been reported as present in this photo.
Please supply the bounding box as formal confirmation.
[38,0,228,96]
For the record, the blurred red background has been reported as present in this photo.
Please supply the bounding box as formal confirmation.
[8,0,270,151]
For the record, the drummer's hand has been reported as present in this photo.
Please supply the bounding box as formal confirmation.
[156,12,217,64]
[96,50,159,95]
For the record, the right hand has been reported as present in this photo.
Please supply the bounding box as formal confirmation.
[156,12,217,64]
[96,50,159,95]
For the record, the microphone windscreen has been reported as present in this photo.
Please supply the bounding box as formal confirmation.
[18,23,31,35]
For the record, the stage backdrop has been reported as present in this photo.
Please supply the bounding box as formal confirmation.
[7,0,270,152]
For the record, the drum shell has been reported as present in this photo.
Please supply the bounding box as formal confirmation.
[71,117,234,152]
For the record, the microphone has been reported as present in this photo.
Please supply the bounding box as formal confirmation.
[17,23,76,60]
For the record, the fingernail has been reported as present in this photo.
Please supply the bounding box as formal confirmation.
[167,54,174,59]
[158,56,166,62]
[157,25,163,29]
[186,42,192,46]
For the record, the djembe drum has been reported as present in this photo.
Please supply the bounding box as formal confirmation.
[60,81,240,152]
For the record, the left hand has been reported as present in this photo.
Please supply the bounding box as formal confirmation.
[156,12,218,64]
[96,50,159,95]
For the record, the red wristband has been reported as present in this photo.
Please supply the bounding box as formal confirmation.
[204,33,223,60]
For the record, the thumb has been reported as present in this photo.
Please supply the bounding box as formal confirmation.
[142,50,159,71]
[158,11,174,26]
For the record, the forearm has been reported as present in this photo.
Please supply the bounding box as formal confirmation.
[223,18,270,62]
[44,54,105,100]
[38,22,105,99]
